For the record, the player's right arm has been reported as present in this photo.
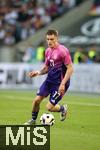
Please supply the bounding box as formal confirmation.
[28,48,49,78]
[28,65,48,78]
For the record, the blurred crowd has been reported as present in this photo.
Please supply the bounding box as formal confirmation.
[17,43,100,64]
[1,0,99,64]
[73,45,100,64]
[89,0,100,15]
[0,0,84,46]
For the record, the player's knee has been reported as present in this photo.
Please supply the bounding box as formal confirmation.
[33,99,41,106]
[32,96,44,106]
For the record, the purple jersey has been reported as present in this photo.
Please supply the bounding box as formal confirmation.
[45,44,72,84]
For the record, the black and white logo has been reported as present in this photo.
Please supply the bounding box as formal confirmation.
[81,18,100,37]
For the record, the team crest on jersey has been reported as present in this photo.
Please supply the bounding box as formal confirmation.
[50,59,54,66]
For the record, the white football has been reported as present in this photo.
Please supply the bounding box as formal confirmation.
[40,113,55,126]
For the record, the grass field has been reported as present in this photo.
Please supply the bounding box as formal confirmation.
[0,90,100,150]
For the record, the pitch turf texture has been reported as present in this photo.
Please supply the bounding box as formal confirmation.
[0,90,100,150]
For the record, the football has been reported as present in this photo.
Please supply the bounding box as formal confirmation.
[40,113,55,126]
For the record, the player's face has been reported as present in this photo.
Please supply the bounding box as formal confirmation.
[46,34,58,48]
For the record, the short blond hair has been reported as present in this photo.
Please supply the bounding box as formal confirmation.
[46,29,58,36]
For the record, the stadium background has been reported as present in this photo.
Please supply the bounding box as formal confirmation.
[0,0,100,150]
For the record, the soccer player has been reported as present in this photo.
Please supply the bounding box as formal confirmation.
[24,29,74,125]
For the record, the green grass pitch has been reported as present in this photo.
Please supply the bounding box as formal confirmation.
[0,90,100,150]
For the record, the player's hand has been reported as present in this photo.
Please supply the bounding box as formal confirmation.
[27,71,39,78]
[58,83,65,96]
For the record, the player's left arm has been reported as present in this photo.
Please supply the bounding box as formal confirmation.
[62,63,74,85]
[58,63,74,95]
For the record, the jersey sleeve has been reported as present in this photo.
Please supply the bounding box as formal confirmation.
[62,47,72,65]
